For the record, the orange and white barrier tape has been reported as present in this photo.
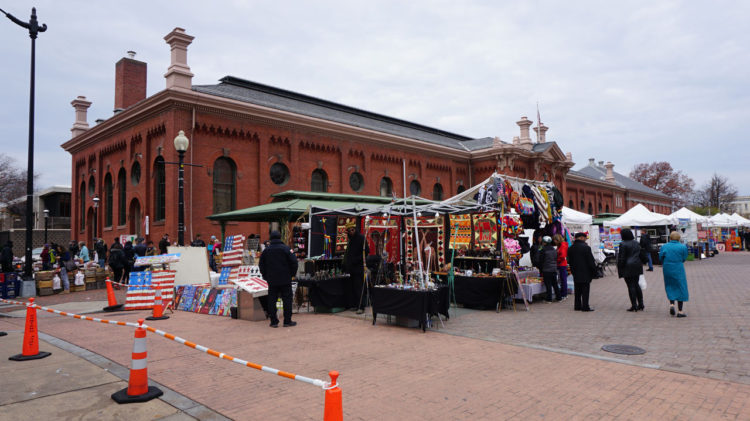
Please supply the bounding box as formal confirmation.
[0,298,330,389]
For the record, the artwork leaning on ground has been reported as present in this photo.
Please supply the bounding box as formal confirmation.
[174,285,237,316]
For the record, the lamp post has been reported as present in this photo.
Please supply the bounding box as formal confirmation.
[173,130,189,246]
[1,7,47,280]
[93,196,100,241]
[43,209,49,244]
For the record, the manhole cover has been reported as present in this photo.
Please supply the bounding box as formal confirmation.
[601,344,646,355]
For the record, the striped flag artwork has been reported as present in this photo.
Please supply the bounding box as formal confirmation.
[219,235,245,284]
[125,271,176,310]
[231,265,268,296]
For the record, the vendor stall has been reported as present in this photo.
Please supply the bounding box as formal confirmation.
[371,284,449,332]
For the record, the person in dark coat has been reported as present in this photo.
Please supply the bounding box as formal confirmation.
[108,243,126,286]
[123,241,136,283]
[158,234,170,255]
[529,231,544,274]
[538,236,562,302]
[95,238,108,268]
[343,221,369,313]
[259,230,298,327]
[567,232,596,311]
[618,228,645,312]
[1,241,13,273]
[639,230,654,271]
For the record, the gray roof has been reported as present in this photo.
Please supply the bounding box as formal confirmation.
[193,76,476,150]
[573,162,669,197]
[461,137,494,151]
[532,142,555,153]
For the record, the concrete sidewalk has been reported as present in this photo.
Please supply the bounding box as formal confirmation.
[0,327,229,420]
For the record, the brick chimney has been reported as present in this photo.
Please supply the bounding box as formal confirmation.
[70,96,92,137]
[533,122,548,143]
[605,162,615,183]
[164,27,195,89]
[114,51,147,112]
[517,116,533,148]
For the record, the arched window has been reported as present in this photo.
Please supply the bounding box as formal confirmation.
[104,173,113,227]
[432,183,443,201]
[118,168,127,225]
[131,161,141,186]
[310,169,328,193]
[410,180,421,196]
[588,202,593,215]
[457,185,466,194]
[580,200,585,211]
[88,175,96,196]
[79,181,86,229]
[380,177,393,197]
[606,204,610,213]
[213,157,237,214]
[568,199,574,209]
[598,202,602,213]
[154,157,166,221]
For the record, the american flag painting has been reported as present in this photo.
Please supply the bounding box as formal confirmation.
[125,270,176,310]
[218,235,245,285]
[230,265,268,296]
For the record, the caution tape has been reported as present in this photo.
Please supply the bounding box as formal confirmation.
[0,298,331,389]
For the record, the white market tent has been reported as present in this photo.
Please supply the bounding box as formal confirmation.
[729,213,750,227]
[669,207,709,224]
[604,203,677,227]
[707,213,737,228]
[561,206,593,225]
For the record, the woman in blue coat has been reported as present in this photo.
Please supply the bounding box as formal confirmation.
[659,231,689,318]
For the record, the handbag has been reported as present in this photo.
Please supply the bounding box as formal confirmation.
[638,274,647,290]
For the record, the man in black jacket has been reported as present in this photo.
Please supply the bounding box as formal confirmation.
[259,231,298,327]
[95,238,108,268]
[1,241,13,273]
[567,232,597,311]
[343,222,369,313]
[639,230,654,271]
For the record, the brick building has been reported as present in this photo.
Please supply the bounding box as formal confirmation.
[62,27,672,245]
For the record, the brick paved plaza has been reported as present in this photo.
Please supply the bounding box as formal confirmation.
[1,252,749,420]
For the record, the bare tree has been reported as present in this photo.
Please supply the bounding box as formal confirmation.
[629,161,695,205]
[0,154,29,207]
[694,173,738,213]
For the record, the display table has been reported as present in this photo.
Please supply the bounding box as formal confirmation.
[371,286,449,332]
[296,275,350,311]
[513,269,544,303]
[452,275,517,309]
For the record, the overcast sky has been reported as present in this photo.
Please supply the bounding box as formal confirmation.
[1,1,748,196]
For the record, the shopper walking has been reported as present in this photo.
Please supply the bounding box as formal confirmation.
[640,229,654,271]
[343,221,369,313]
[539,236,562,302]
[258,230,298,328]
[553,234,569,299]
[618,228,645,312]
[41,244,51,271]
[660,231,689,318]
[123,240,136,283]
[567,232,596,311]
[108,243,126,286]
[58,246,72,293]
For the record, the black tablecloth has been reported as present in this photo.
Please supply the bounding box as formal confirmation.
[371,286,449,332]
[452,275,518,309]
[297,276,350,309]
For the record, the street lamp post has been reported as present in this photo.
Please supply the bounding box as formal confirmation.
[43,209,49,244]
[1,7,47,280]
[173,130,189,246]
[93,196,100,241]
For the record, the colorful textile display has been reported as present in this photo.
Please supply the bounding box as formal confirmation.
[502,214,523,236]
[503,238,521,255]
[336,217,358,254]
[175,285,236,316]
[364,216,401,264]
[405,215,446,269]
[449,214,472,250]
[472,212,498,250]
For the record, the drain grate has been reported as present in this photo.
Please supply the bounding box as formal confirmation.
[601,344,646,355]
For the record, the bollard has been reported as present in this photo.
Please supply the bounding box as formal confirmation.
[323,371,343,421]
[9,297,51,361]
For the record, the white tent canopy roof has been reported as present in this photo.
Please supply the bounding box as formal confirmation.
[604,203,676,227]
[707,213,737,228]
[669,207,709,223]
[729,213,750,227]
[561,206,593,225]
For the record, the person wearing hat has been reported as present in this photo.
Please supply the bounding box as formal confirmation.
[538,235,562,302]
[567,232,597,311]
[259,230,298,327]
[343,221,369,313]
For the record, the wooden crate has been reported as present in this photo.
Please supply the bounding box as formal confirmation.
[37,279,53,289]
[36,271,54,281]
[38,287,54,296]
[71,284,86,292]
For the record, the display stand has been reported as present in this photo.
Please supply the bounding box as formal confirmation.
[231,266,269,322]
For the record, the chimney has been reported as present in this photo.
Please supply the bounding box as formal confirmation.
[517,116,533,148]
[598,160,604,167]
[512,136,520,145]
[533,123,549,143]
[114,52,147,111]
[605,162,615,183]
[492,136,503,147]
[70,96,92,137]
[565,152,572,162]
[588,158,595,166]
[164,27,195,89]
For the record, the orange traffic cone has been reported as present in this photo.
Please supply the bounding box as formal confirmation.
[323,371,343,421]
[103,277,124,312]
[146,282,169,321]
[9,297,51,361]
[112,319,163,404]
